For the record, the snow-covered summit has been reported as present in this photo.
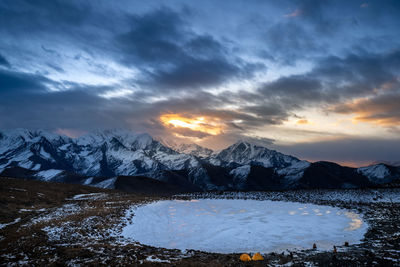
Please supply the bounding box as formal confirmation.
[0,129,398,190]
[157,138,214,159]
[357,163,399,184]
[171,143,213,159]
[215,141,303,169]
[0,128,70,144]
[76,129,152,149]
[0,129,207,186]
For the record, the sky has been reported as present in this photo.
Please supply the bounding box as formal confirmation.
[0,0,399,166]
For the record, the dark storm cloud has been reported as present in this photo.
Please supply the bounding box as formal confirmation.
[240,104,291,126]
[128,47,399,131]
[275,138,400,167]
[0,0,399,164]
[0,77,133,130]
[46,63,65,73]
[263,22,325,64]
[260,0,400,65]
[147,58,240,89]
[116,8,264,90]
[0,68,145,131]
[332,91,400,125]
[0,54,10,67]
[185,35,225,57]
[314,50,400,88]
[0,68,232,135]
[117,8,187,64]
[291,0,339,33]
[250,49,400,117]
[0,0,91,34]
[0,69,50,93]
[259,76,324,104]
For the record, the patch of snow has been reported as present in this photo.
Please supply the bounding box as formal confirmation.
[29,204,81,225]
[83,177,93,185]
[58,144,70,150]
[230,165,251,188]
[214,141,307,174]
[92,177,116,189]
[358,164,390,182]
[278,161,311,181]
[35,169,63,181]
[168,143,213,159]
[39,147,54,162]
[144,256,171,263]
[19,209,33,212]
[71,193,108,200]
[31,164,41,171]
[230,165,251,179]
[9,188,27,192]
[0,217,21,229]
[182,189,400,204]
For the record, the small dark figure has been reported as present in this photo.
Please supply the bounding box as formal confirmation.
[313,243,317,249]
[333,245,337,253]
[344,241,349,247]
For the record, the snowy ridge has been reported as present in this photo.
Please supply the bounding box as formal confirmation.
[35,169,63,181]
[0,129,207,188]
[171,143,213,159]
[357,163,399,184]
[0,129,399,190]
[358,164,389,180]
[215,141,303,169]
[229,165,251,189]
[159,139,214,159]
[213,141,310,183]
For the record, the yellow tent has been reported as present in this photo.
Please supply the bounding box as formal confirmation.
[252,252,264,261]
[240,254,251,262]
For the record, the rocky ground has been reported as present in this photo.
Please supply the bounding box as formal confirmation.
[0,176,399,266]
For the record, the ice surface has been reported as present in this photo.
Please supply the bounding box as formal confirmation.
[121,199,368,253]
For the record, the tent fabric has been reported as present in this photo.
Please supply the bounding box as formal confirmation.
[252,252,264,261]
[240,253,251,261]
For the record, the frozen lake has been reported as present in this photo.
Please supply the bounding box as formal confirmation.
[121,199,368,253]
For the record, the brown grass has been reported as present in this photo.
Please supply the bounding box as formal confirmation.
[1,177,399,266]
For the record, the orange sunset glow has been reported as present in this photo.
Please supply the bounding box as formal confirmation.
[160,114,223,136]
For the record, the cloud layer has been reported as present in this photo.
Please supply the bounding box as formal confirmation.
[0,0,399,165]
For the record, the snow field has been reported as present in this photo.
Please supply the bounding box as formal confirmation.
[121,199,368,253]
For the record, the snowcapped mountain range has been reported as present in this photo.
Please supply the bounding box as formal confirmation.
[0,129,399,191]
[159,139,213,159]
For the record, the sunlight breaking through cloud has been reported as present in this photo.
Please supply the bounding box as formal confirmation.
[160,114,224,137]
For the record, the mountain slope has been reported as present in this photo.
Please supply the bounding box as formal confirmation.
[0,129,212,189]
[159,139,214,159]
[0,129,399,191]
[213,141,311,184]
[357,163,400,184]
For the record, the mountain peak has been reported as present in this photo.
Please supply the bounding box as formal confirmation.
[217,140,301,169]
[75,129,155,149]
[1,128,399,191]
[174,143,213,158]
[157,139,214,159]
[226,140,273,154]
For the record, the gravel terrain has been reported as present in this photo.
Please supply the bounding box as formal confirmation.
[1,177,399,266]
